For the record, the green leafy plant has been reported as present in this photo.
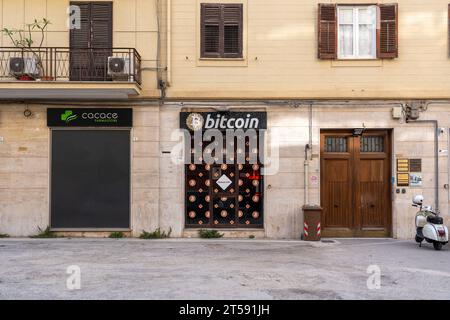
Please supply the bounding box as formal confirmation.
[199,229,224,239]
[249,235,255,239]
[30,226,57,238]
[2,18,51,79]
[139,227,172,239]
[0,233,10,238]
[109,231,125,239]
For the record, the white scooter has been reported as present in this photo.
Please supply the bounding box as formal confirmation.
[413,195,448,251]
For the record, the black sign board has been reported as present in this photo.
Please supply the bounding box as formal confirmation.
[180,111,267,131]
[47,108,133,127]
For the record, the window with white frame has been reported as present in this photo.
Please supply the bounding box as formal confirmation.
[338,5,377,59]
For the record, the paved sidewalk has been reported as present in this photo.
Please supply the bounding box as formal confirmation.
[0,238,449,299]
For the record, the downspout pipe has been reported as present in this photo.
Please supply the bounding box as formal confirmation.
[304,144,311,205]
[166,0,172,86]
[407,119,439,212]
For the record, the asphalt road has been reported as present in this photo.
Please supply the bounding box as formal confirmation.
[0,238,449,300]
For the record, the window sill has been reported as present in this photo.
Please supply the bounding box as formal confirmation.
[200,58,245,61]
[197,57,248,67]
[331,59,383,67]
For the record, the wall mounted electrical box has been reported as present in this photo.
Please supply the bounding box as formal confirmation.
[392,107,402,119]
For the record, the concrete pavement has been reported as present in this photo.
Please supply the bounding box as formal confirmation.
[0,238,449,300]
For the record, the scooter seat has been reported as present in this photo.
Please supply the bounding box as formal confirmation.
[427,216,443,224]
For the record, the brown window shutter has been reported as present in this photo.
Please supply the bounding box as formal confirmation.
[377,3,398,59]
[223,4,243,58]
[90,3,113,49]
[318,3,337,59]
[70,3,91,49]
[201,4,221,58]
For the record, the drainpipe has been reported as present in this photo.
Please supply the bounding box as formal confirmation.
[304,104,313,205]
[166,0,172,86]
[304,144,311,205]
[407,119,439,212]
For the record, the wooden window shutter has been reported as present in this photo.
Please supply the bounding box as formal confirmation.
[318,4,337,59]
[201,3,243,58]
[70,2,112,49]
[90,3,113,49]
[377,3,398,59]
[223,4,243,58]
[201,4,221,58]
[70,3,90,49]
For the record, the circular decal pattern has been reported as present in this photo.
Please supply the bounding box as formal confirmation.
[189,179,196,187]
[189,211,196,218]
[189,195,196,202]
[252,211,259,219]
[238,210,244,218]
[189,164,196,171]
[252,195,260,203]
[221,210,228,218]
[205,211,211,218]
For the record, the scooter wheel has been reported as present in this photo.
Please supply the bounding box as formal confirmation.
[433,242,443,251]
[415,235,423,243]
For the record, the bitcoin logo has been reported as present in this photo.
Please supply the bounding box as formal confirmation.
[186,113,204,131]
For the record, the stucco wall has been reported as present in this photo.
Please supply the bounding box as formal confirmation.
[0,103,448,238]
[160,103,450,239]
[0,104,161,236]
[0,0,159,96]
[165,0,450,99]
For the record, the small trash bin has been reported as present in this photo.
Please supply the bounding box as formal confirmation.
[302,205,322,241]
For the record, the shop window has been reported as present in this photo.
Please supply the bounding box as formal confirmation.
[325,137,347,153]
[201,3,243,58]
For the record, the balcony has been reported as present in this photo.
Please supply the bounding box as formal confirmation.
[0,47,142,100]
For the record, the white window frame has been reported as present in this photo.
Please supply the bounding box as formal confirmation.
[337,5,377,60]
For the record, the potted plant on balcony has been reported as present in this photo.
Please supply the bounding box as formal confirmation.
[2,18,51,81]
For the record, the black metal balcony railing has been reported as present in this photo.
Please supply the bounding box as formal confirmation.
[0,47,141,85]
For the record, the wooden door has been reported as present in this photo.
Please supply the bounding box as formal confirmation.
[70,2,113,81]
[320,130,391,237]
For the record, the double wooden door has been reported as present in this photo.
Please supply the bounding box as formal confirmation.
[320,130,391,237]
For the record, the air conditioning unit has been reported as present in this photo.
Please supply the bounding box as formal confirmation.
[108,57,134,81]
[9,57,40,78]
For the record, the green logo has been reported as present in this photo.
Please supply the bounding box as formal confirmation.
[61,110,78,123]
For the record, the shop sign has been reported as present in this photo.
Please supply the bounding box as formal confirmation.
[180,112,267,131]
[47,108,133,127]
